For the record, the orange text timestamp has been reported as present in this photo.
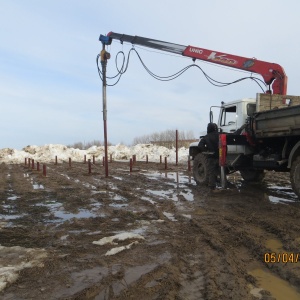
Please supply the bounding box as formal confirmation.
[264,252,299,263]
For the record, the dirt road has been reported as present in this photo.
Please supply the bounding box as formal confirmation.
[0,160,299,299]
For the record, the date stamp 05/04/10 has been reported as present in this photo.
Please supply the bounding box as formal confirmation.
[264,253,299,263]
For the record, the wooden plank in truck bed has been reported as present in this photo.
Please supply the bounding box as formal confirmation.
[256,94,300,111]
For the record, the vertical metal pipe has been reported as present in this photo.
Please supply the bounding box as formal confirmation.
[93,155,95,164]
[160,155,162,164]
[69,157,71,168]
[28,158,31,168]
[32,159,34,169]
[165,157,167,170]
[176,129,178,166]
[88,159,91,174]
[130,158,133,172]
[146,155,148,164]
[55,156,57,165]
[84,155,86,164]
[43,164,46,177]
[102,43,109,177]
[37,162,40,171]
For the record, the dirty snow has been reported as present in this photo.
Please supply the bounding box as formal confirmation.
[92,232,145,246]
[0,144,189,164]
[93,232,145,256]
[0,246,47,291]
[104,241,140,256]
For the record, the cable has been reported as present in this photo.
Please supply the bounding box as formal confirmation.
[96,47,267,92]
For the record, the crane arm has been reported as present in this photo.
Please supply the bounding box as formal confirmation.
[101,32,287,95]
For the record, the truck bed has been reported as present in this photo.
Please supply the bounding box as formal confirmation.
[253,104,300,138]
[253,94,300,138]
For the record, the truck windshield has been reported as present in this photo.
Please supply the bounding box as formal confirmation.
[220,106,236,126]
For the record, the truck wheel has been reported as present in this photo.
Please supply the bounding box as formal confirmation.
[240,169,264,182]
[290,156,300,198]
[193,153,209,185]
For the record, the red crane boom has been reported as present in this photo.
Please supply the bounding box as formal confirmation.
[103,32,287,95]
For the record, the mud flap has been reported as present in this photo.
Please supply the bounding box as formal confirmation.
[220,166,227,189]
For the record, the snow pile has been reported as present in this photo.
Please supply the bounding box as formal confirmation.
[0,143,190,164]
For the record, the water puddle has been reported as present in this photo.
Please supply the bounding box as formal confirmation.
[267,184,298,204]
[109,203,128,208]
[0,213,25,221]
[54,209,97,221]
[146,189,194,202]
[144,171,195,186]
[249,268,300,300]
[102,263,158,296]
[144,171,195,201]
[265,238,283,252]
[37,201,98,222]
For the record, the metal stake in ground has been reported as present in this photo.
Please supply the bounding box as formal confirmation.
[176,129,178,166]
[100,37,111,178]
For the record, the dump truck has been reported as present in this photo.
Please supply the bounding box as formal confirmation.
[99,32,300,198]
[189,93,300,198]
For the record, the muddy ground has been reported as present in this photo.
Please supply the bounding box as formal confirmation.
[0,160,299,300]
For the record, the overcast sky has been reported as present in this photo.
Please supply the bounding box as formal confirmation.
[1,1,300,149]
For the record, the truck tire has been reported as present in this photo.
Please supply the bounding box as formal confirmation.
[240,169,264,182]
[290,156,300,198]
[193,153,209,185]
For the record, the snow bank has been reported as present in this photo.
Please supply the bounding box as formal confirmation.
[0,143,189,164]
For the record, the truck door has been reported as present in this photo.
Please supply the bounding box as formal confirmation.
[219,105,238,153]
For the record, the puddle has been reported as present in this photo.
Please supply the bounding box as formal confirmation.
[144,171,195,202]
[249,268,300,300]
[37,201,98,222]
[146,189,194,202]
[96,264,159,299]
[0,213,25,221]
[144,171,195,186]
[265,238,283,252]
[51,267,109,299]
[109,203,128,208]
[54,209,97,221]
[267,184,298,204]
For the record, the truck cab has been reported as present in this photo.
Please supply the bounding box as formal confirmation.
[189,98,256,159]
